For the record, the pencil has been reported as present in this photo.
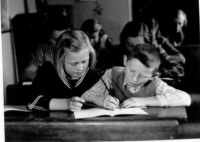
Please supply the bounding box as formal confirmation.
[100,77,121,109]
[72,100,113,110]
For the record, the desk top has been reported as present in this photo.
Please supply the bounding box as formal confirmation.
[4,106,187,122]
[4,98,200,141]
[4,106,190,141]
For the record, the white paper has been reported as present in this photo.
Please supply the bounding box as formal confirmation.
[4,105,31,112]
[108,108,148,117]
[74,107,148,119]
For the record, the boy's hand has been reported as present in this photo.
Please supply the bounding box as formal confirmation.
[103,95,120,110]
[69,96,85,112]
[121,97,147,108]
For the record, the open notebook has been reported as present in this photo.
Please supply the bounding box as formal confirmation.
[74,107,148,119]
[4,105,31,112]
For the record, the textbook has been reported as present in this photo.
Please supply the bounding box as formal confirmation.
[22,81,32,85]
[4,105,31,112]
[74,107,148,119]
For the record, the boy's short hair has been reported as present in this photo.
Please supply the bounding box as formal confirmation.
[54,30,96,76]
[126,43,161,73]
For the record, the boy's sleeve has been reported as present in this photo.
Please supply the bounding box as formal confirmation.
[81,69,112,102]
[155,81,191,107]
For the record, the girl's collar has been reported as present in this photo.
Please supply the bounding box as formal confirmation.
[59,68,90,89]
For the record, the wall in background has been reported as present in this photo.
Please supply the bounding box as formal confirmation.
[47,0,132,44]
[1,0,37,103]
[73,0,132,44]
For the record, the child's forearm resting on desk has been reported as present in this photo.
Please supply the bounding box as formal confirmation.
[121,97,161,108]
[81,75,114,108]
[49,99,69,110]
[82,91,119,109]
[82,91,107,107]
[82,83,191,108]
[49,97,85,111]
[155,82,191,107]
[122,83,192,107]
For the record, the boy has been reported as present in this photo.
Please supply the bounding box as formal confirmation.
[82,43,191,109]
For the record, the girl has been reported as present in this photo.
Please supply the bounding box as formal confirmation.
[27,30,101,112]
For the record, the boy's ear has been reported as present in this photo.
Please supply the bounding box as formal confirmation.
[149,72,160,80]
[123,55,128,66]
[152,72,160,78]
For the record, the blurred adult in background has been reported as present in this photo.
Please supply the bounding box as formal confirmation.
[165,10,187,46]
[113,20,184,79]
[20,14,71,82]
[81,19,114,72]
[144,17,185,64]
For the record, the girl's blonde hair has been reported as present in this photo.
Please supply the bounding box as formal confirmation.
[54,30,96,76]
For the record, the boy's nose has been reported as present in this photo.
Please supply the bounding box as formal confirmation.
[76,63,84,71]
[132,74,138,82]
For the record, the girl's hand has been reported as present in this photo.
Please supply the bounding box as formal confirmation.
[103,95,120,110]
[69,96,85,112]
[121,97,146,108]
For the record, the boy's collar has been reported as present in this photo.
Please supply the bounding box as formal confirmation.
[122,71,143,91]
[123,77,143,92]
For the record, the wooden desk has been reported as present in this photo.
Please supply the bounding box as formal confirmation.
[4,106,189,142]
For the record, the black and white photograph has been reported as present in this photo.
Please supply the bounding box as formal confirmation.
[1,0,200,141]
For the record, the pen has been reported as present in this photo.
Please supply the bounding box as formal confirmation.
[100,77,121,110]
[72,100,113,110]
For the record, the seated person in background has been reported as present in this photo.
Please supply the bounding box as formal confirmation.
[164,10,187,47]
[144,17,185,64]
[113,21,184,78]
[20,14,71,82]
[82,43,191,109]
[27,30,101,112]
[112,20,149,66]
[81,18,113,71]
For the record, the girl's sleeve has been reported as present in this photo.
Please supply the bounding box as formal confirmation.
[26,62,56,111]
[162,39,185,64]
[157,44,185,78]
[27,93,51,111]
[155,80,191,107]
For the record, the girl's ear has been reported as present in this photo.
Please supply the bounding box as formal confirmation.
[123,55,128,66]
